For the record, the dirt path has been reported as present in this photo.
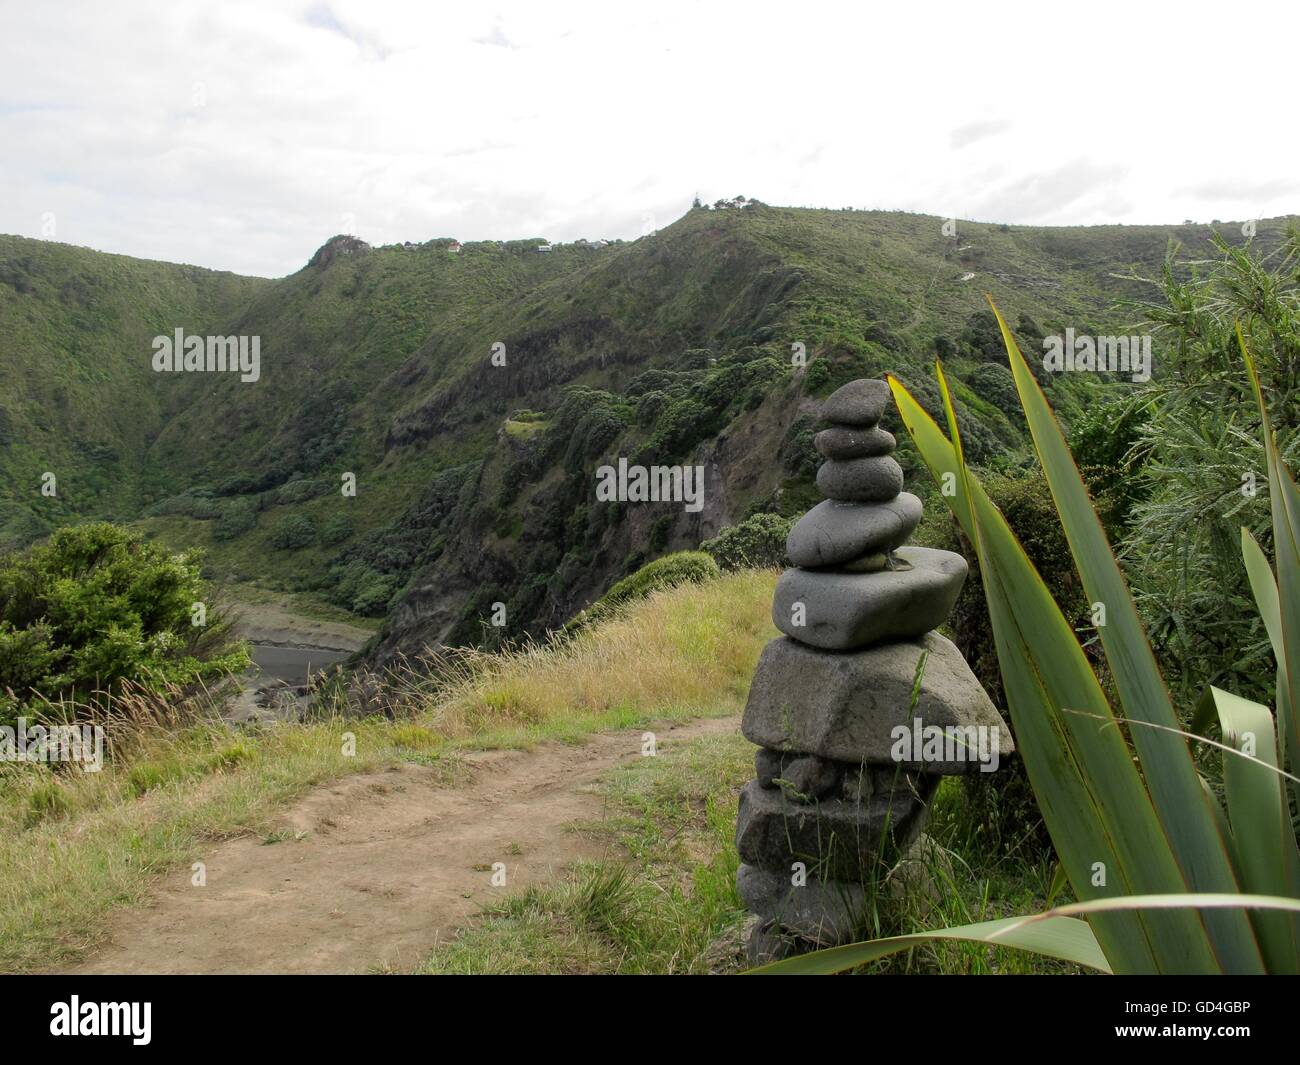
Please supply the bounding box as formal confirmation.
[56,715,740,975]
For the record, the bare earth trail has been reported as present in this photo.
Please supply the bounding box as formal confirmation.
[57,715,740,975]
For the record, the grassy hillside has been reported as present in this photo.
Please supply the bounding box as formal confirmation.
[3,206,1293,654]
[0,236,268,544]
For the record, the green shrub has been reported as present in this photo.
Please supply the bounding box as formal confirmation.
[603,551,720,606]
[563,551,720,636]
[270,514,316,550]
[967,364,1020,421]
[0,523,248,724]
[212,499,257,541]
[319,514,354,546]
[276,479,330,505]
[701,513,792,571]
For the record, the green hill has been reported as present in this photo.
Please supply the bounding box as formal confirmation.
[2,205,1291,658]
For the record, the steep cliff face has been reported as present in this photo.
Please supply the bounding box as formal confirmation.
[371,374,824,663]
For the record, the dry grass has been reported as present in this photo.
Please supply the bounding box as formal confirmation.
[413,569,776,736]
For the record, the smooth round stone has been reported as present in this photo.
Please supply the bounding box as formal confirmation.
[816,455,904,503]
[815,425,896,460]
[821,379,890,426]
[786,494,922,568]
[772,545,968,650]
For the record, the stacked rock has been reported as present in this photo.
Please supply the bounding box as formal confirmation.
[737,378,1012,963]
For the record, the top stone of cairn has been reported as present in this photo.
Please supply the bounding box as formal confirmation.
[820,378,892,427]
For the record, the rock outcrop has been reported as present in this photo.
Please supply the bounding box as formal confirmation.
[737,378,1013,964]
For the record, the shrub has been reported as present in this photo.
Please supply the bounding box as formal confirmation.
[270,514,316,550]
[603,551,720,606]
[212,499,257,540]
[701,513,793,571]
[778,416,819,479]
[562,551,720,636]
[0,523,247,724]
[276,479,330,505]
[967,364,1020,421]
[319,514,354,546]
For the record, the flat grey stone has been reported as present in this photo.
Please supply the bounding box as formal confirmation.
[736,863,870,946]
[773,546,967,649]
[742,629,1013,768]
[817,456,904,502]
[755,749,841,800]
[821,379,890,427]
[736,777,936,880]
[815,425,896,460]
[786,494,923,568]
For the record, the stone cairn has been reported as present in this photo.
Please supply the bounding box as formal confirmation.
[737,378,1013,963]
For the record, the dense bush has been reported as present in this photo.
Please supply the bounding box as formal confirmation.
[1068,394,1151,531]
[603,551,720,605]
[0,523,248,725]
[1120,231,1300,705]
[967,363,1021,421]
[212,498,257,540]
[269,514,316,550]
[778,416,819,478]
[958,309,1005,360]
[319,514,354,546]
[701,513,792,571]
[326,560,396,616]
[562,551,720,636]
[276,479,331,506]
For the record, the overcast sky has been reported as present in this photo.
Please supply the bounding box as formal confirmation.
[2,0,1296,278]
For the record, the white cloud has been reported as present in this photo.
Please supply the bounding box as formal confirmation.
[1,0,1296,276]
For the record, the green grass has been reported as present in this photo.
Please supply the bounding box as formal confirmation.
[416,729,1079,975]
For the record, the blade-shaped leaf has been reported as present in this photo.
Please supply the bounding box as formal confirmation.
[746,915,1110,975]
[987,301,1260,972]
[1241,527,1300,812]
[1197,685,1300,972]
[890,374,1226,972]
[1242,329,1300,803]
